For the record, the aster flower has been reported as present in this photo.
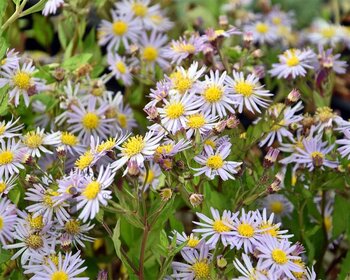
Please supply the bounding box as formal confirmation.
[107,53,138,86]
[0,139,28,179]
[308,19,344,47]
[0,61,46,107]
[42,0,64,16]
[0,197,18,245]
[337,129,350,159]
[233,253,269,280]
[314,106,342,132]
[146,79,171,108]
[260,194,294,222]
[0,49,20,72]
[269,49,316,79]
[193,207,238,248]
[60,219,95,248]
[166,35,204,65]
[59,131,85,155]
[244,21,278,44]
[98,11,141,51]
[259,102,303,147]
[111,130,163,174]
[171,243,212,280]
[185,111,217,139]
[226,71,272,114]
[146,11,173,32]
[158,91,201,134]
[256,235,302,279]
[22,127,61,158]
[139,31,170,71]
[193,144,242,181]
[140,162,162,190]
[0,174,17,196]
[230,209,267,253]
[153,139,191,162]
[316,46,348,74]
[66,97,114,145]
[0,117,23,141]
[25,250,89,280]
[199,70,236,118]
[76,165,115,222]
[171,231,202,251]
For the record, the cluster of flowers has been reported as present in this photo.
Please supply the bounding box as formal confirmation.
[169,208,316,280]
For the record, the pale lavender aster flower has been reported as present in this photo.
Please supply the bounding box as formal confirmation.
[107,53,138,86]
[0,174,17,197]
[233,253,269,280]
[336,129,350,159]
[0,197,18,245]
[244,21,279,44]
[0,139,28,179]
[260,194,294,222]
[42,0,64,16]
[0,117,23,141]
[316,46,348,74]
[171,230,202,251]
[0,49,20,72]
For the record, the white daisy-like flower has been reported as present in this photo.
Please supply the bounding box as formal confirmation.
[22,127,61,158]
[337,129,350,159]
[60,219,95,248]
[0,61,46,107]
[259,102,303,147]
[59,131,85,155]
[233,253,269,280]
[0,174,17,197]
[111,130,163,173]
[153,139,191,162]
[185,111,217,139]
[25,250,88,280]
[269,49,316,79]
[256,235,302,279]
[98,11,141,51]
[107,53,138,86]
[76,165,115,222]
[171,243,212,280]
[314,106,343,133]
[260,194,294,222]
[0,117,23,141]
[0,49,20,72]
[139,30,170,71]
[171,230,202,250]
[308,19,344,47]
[42,0,64,16]
[168,61,206,95]
[230,209,266,254]
[193,207,238,248]
[66,97,114,145]
[146,11,173,32]
[4,221,53,265]
[244,21,279,44]
[199,70,236,118]
[0,197,18,245]
[193,143,242,181]
[158,91,201,134]
[0,139,28,179]
[226,71,272,114]
[25,182,70,225]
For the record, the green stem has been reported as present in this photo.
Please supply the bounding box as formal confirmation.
[1,0,28,33]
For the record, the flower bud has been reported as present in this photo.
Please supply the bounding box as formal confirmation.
[127,160,140,176]
[25,174,39,183]
[267,172,284,193]
[263,148,280,168]
[226,114,240,129]
[286,89,300,105]
[144,106,159,122]
[189,193,204,207]
[219,15,228,27]
[217,256,228,268]
[97,270,108,280]
[56,145,66,158]
[54,67,65,82]
[243,31,253,46]
[311,152,324,168]
[159,188,173,201]
[60,233,72,252]
[160,157,173,171]
[175,160,185,170]
[213,120,227,134]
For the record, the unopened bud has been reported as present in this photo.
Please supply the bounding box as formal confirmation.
[97,270,108,280]
[25,174,39,183]
[337,165,345,173]
[286,89,301,105]
[252,49,263,58]
[75,64,92,77]
[226,115,240,129]
[144,106,159,121]
[176,160,185,170]
[189,193,204,207]
[159,188,173,201]
[54,67,65,81]
[127,160,140,176]
[243,31,253,46]
[213,120,227,134]
[217,256,228,268]
[263,148,280,168]
[60,233,72,252]
[267,172,284,193]
[160,157,173,171]
[312,152,324,168]
[56,146,66,158]
[24,154,34,165]
[27,85,37,97]
[219,15,228,27]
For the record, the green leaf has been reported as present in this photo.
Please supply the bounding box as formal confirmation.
[338,251,350,280]
[32,14,53,48]
[333,195,350,237]
[20,0,48,17]
[0,86,9,116]
[0,247,12,264]
[61,53,93,71]
[0,1,8,26]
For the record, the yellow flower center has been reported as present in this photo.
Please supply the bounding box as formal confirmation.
[28,215,44,230]
[0,182,6,193]
[311,151,324,160]
[272,17,282,25]
[0,216,3,230]
[237,223,255,237]
[260,223,277,237]
[83,181,100,200]
[51,271,69,280]
[145,170,155,184]
[118,113,127,128]
[43,190,59,207]
[187,114,206,129]
[272,120,285,131]
[143,46,158,61]
[234,81,254,97]
[270,201,284,214]
[112,21,128,36]
[97,139,116,152]
[155,144,173,154]
[13,71,31,90]
[316,107,333,123]
[150,15,162,24]
[206,155,224,169]
[165,102,185,119]
[65,220,81,235]
[321,27,336,38]
[75,151,94,170]
[213,220,230,232]
[256,22,269,34]
[324,215,332,232]
[122,135,145,157]
[24,132,43,149]
[26,234,43,249]
[172,43,196,54]
[271,249,288,264]
[82,112,100,130]
[61,132,78,146]
[172,73,193,93]
[192,261,210,279]
[0,150,14,165]
[132,3,148,17]
[116,61,127,74]
[203,86,223,103]
[187,238,200,248]
[48,255,60,267]
[293,259,305,279]
[204,139,216,149]
[286,55,300,67]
